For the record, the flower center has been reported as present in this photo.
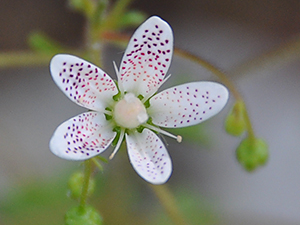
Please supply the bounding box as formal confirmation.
[113,93,148,129]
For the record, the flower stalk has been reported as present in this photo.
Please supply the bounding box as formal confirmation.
[172,48,258,142]
[78,159,93,213]
[150,184,189,225]
[242,104,256,141]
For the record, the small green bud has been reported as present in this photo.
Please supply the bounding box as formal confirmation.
[236,137,269,172]
[225,100,247,136]
[65,205,103,225]
[68,171,95,200]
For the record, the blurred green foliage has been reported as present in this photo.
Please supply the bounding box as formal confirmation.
[149,189,217,225]
[28,32,65,55]
[65,205,103,225]
[0,174,73,225]
[0,154,219,225]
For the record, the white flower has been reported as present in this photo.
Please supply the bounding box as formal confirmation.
[49,16,229,184]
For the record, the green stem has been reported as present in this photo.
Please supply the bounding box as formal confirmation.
[0,52,51,68]
[243,104,256,141]
[149,184,188,225]
[92,157,104,171]
[173,48,258,140]
[84,0,111,66]
[76,2,110,214]
[0,50,83,69]
[79,159,93,213]
[230,34,300,78]
[100,0,133,32]
[173,48,242,101]
[86,21,103,66]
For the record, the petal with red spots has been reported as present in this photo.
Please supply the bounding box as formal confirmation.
[118,16,173,98]
[148,82,229,128]
[126,129,172,184]
[50,54,118,111]
[50,112,116,160]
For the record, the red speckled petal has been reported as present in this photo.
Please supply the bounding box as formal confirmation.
[50,54,118,111]
[50,112,116,160]
[126,129,172,184]
[118,16,173,97]
[148,82,229,128]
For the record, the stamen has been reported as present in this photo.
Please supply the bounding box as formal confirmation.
[77,97,113,115]
[113,61,124,94]
[103,110,113,116]
[144,124,182,143]
[143,74,172,103]
[113,61,119,77]
[109,128,125,160]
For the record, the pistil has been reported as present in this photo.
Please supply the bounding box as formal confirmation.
[113,93,149,129]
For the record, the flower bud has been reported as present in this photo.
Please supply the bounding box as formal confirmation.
[65,205,103,225]
[68,171,95,200]
[236,137,268,172]
[225,100,247,136]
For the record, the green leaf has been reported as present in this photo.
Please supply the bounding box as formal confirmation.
[118,11,147,29]
[28,32,63,55]
[68,0,96,18]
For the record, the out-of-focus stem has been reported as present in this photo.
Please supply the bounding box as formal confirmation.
[243,104,256,141]
[99,0,133,32]
[173,48,242,101]
[230,34,300,77]
[149,184,189,225]
[78,159,92,213]
[0,52,51,68]
[92,158,104,171]
[86,21,103,67]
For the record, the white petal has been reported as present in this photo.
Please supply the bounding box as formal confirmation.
[50,112,116,160]
[118,16,173,98]
[50,54,118,111]
[148,82,229,128]
[126,129,172,184]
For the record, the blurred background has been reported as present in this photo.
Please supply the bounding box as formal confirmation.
[0,0,300,224]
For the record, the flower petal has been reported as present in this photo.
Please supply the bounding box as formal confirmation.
[50,112,116,160]
[148,82,229,128]
[126,128,172,184]
[118,16,173,98]
[50,54,118,111]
